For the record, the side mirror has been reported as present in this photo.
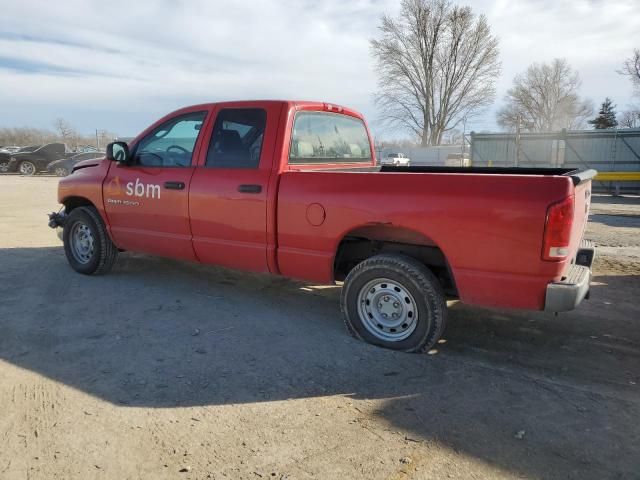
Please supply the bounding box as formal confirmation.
[106,142,130,163]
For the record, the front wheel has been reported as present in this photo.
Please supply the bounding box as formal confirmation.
[63,206,118,275]
[54,166,69,177]
[0,161,10,173]
[341,254,447,353]
[19,161,37,176]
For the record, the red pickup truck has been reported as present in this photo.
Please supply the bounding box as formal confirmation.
[50,100,596,353]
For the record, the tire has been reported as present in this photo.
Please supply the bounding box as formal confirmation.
[54,167,69,177]
[0,161,10,173]
[63,206,118,275]
[19,161,37,176]
[341,254,447,353]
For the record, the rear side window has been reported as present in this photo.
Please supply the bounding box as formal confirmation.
[289,112,372,164]
[206,108,267,168]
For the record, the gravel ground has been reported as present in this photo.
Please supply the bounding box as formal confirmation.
[0,176,639,480]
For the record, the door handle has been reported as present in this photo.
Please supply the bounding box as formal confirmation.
[164,181,185,190]
[237,184,262,194]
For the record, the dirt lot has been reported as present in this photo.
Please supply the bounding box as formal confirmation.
[0,175,638,480]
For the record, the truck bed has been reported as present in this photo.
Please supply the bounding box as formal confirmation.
[378,165,596,186]
[276,167,594,310]
[305,165,597,187]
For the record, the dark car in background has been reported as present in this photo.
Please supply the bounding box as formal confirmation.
[0,145,40,173]
[5,143,68,175]
[46,151,104,177]
[0,145,21,154]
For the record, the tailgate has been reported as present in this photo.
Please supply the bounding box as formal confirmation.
[568,170,596,260]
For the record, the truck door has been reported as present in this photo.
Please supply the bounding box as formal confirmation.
[189,104,281,272]
[103,109,209,260]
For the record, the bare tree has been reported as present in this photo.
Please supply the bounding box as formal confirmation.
[371,0,501,146]
[619,48,640,96]
[441,128,463,145]
[619,109,640,129]
[0,125,116,150]
[497,59,593,132]
[53,118,78,148]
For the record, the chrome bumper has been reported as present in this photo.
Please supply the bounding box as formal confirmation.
[544,240,595,312]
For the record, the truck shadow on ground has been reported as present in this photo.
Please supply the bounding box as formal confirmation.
[1,247,639,478]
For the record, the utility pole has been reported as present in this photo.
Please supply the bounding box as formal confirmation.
[461,116,467,166]
[95,129,109,151]
[375,140,384,164]
[611,127,619,196]
[515,114,522,167]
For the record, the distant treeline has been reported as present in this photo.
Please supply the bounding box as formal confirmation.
[0,120,116,150]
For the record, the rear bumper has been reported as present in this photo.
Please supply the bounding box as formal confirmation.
[544,240,595,312]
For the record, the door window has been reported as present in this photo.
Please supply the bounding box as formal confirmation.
[205,108,267,168]
[134,111,207,167]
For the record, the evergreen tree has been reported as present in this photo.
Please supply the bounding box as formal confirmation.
[588,98,618,129]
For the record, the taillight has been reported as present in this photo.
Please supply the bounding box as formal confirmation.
[542,195,574,261]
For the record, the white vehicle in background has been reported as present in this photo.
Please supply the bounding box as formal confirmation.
[380,152,411,166]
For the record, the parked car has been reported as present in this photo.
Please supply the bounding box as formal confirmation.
[6,143,68,175]
[74,145,100,153]
[0,145,40,173]
[380,152,411,166]
[47,152,105,177]
[0,145,21,154]
[49,100,596,353]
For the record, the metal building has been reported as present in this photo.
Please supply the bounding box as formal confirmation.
[470,129,640,194]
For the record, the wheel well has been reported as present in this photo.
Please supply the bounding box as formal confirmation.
[63,196,94,213]
[334,236,458,297]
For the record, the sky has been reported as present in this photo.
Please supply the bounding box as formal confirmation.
[0,0,638,139]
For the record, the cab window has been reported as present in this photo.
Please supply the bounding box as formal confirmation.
[134,111,207,167]
[206,108,267,168]
[289,112,372,164]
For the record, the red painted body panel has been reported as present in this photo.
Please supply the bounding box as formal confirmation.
[58,159,110,219]
[101,104,212,261]
[275,171,579,310]
[57,100,591,312]
[189,101,285,272]
[104,164,197,260]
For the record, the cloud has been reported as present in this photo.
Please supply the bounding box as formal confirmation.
[0,0,638,137]
[477,0,640,130]
[0,0,393,135]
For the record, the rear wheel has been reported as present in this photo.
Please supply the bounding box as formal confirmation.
[54,166,69,177]
[63,206,118,275]
[19,161,36,176]
[341,254,447,353]
[0,161,10,173]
